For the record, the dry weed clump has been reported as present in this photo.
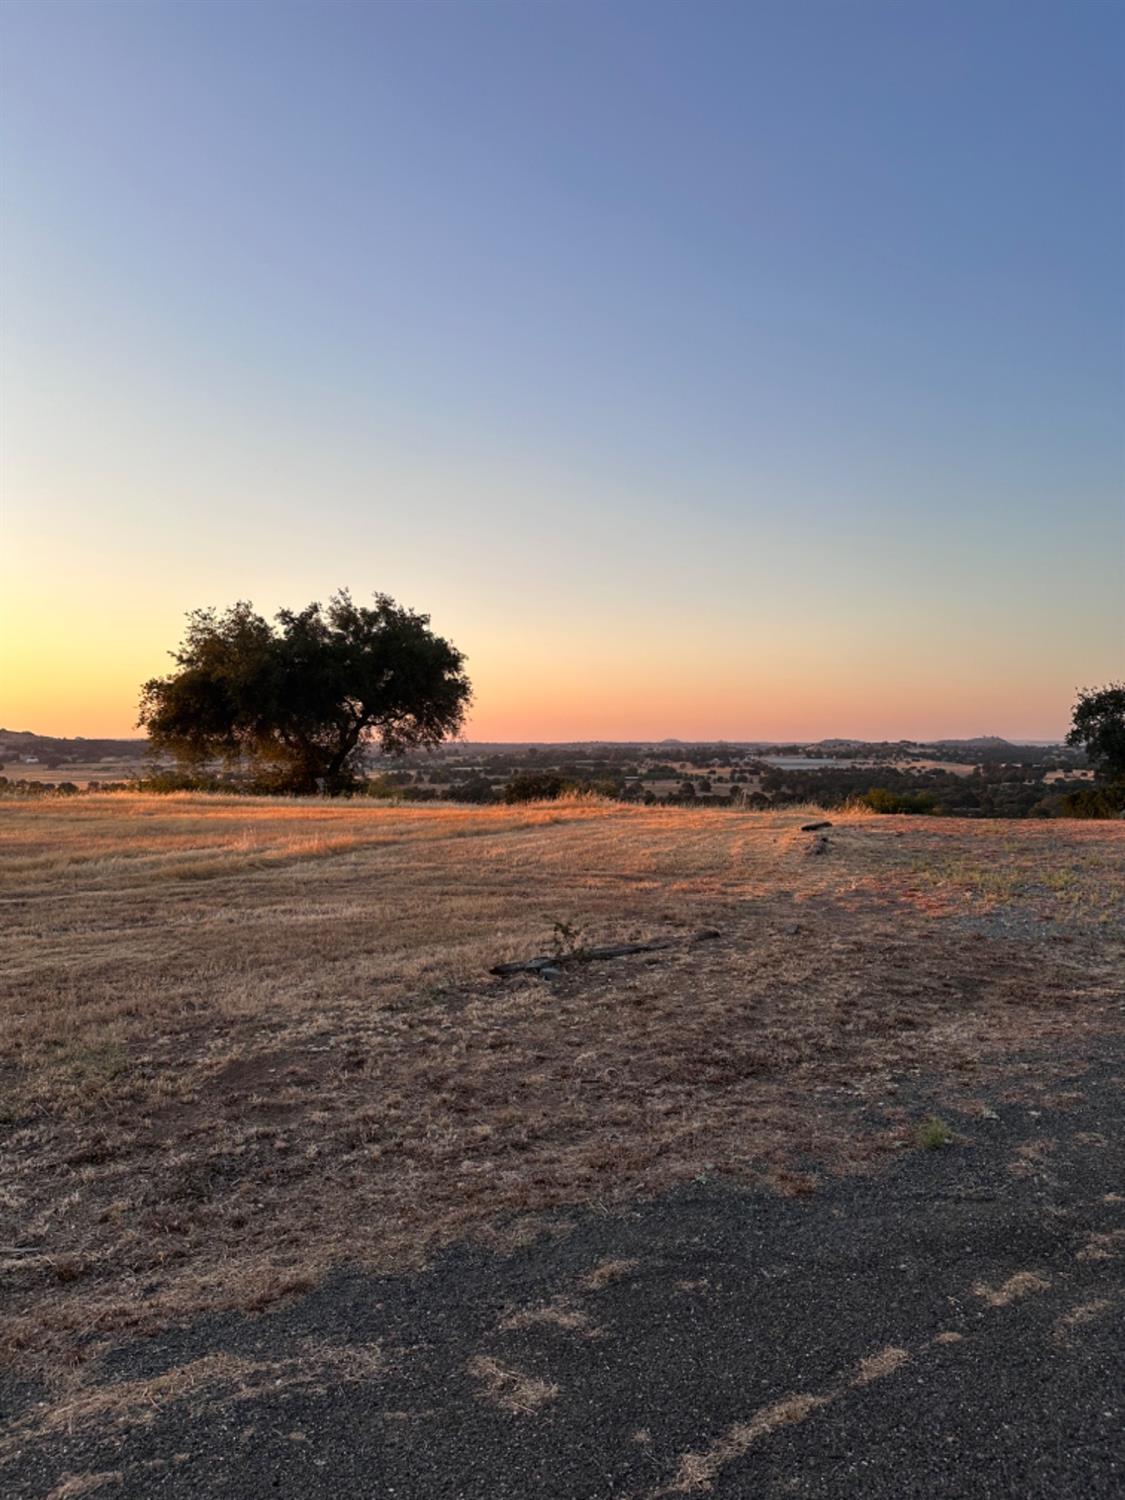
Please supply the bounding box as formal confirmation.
[662,1392,830,1492]
[1,794,1122,1383]
[465,1354,558,1413]
[0,1340,382,1459]
[972,1272,1051,1307]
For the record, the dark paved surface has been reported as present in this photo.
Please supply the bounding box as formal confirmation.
[5,1045,1123,1499]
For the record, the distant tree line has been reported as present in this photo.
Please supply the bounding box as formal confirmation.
[8,649,1123,821]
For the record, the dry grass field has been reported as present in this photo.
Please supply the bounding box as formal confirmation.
[2,793,1122,1400]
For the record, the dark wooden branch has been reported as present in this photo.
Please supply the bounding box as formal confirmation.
[491,928,720,977]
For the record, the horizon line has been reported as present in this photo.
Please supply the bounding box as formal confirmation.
[1,728,1069,748]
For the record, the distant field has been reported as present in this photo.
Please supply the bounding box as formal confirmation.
[2,794,1122,1391]
[1,758,150,785]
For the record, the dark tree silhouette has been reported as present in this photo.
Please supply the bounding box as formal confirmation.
[1066,682,1125,782]
[139,591,471,795]
[504,771,567,803]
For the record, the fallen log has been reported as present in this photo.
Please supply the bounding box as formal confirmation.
[800,820,833,832]
[491,928,720,977]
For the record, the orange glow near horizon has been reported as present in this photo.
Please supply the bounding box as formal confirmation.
[0,602,1085,745]
[0,466,1115,749]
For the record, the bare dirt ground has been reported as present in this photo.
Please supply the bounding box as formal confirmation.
[1,795,1122,1495]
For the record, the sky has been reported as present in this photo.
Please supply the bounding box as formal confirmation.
[1,0,1122,743]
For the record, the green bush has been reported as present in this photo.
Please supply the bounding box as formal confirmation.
[447,776,495,804]
[916,1115,953,1149]
[365,774,399,798]
[1056,782,1125,819]
[861,787,939,815]
[133,771,222,793]
[504,772,569,803]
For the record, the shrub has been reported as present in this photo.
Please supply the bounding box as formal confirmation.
[365,774,399,799]
[916,1115,953,1149]
[447,777,495,804]
[861,787,939,815]
[504,772,568,804]
[135,771,224,794]
[1057,783,1125,819]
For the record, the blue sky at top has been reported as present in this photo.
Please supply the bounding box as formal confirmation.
[1,1,1122,738]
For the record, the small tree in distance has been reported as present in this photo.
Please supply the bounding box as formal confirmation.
[139,591,471,796]
[1066,682,1125,783]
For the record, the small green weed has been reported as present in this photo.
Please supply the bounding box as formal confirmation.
[917,1115,953,1150]
[547,918,584,959]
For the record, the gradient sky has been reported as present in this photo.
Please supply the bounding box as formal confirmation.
[1,0,1122,742]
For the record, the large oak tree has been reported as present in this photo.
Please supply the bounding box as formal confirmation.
[1066,682,1125,783]
[139,591,471,795]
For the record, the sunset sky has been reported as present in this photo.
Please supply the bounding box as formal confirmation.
[2,0,1122,742]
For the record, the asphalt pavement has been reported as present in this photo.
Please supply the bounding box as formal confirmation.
[5,1044,1122,1499]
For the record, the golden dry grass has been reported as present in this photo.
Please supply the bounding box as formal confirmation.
[1,793,1122,1386]
[0,1340,382,1459]
[465,1354,558,1414]
[662,1392,830,1493]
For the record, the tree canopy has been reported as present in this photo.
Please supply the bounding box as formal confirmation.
[139,592,471,794]
[1065,682,1125,783]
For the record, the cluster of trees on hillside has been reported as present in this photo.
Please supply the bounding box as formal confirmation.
[757,761,1093,819]
[0,731,146,768]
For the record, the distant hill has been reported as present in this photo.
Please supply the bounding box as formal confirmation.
[933,736,1014,749]
[2,729,1064,766]
[0,730,147,767]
